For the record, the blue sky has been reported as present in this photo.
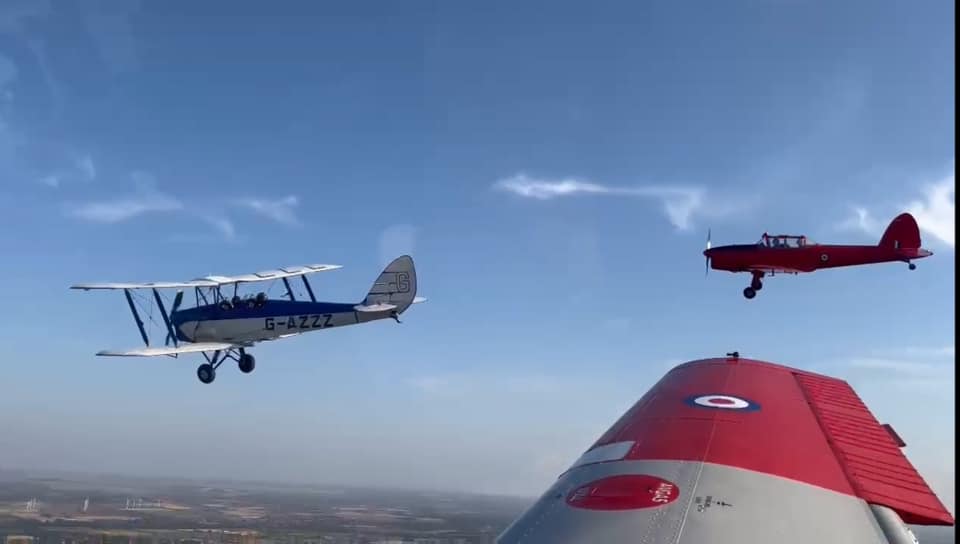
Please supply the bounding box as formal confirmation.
[0,0,954,508]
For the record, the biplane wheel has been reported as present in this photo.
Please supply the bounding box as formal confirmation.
[197,363,216,384]
[238,354,256,374]
[908,263,917,270]
[743,287,757,299]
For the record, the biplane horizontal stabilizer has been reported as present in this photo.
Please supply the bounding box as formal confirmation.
[353,303,398,313]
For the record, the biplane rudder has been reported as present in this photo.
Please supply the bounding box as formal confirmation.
[878,212,923,250]
[361,255,419,314]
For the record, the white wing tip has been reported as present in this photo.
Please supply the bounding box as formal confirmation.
[412,296,428,304]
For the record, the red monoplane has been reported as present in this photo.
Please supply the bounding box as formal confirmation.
[704,212,933,299]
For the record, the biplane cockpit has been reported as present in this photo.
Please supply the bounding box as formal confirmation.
[759,233,812,248]
[221,292,269,310]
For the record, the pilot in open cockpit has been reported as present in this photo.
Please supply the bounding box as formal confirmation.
[219,291,268,311]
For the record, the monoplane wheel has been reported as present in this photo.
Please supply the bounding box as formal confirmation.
[197,363,216,384]
[908,263,917,270]
[743,287,757,299]
[238,354,256,374]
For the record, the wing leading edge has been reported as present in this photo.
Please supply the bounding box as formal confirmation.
[497,355,954,544]
[71,264,342,290]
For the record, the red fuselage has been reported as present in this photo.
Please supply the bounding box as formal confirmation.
[705,244,933,274]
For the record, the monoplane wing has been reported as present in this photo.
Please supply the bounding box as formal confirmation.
[497,355,954,543]
[96,341,251,357]
[748,264,814,274]
[71,264,342,290]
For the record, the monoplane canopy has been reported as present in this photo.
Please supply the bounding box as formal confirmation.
[758,233,812,248]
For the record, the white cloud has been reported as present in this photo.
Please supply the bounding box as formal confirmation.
[836,206,882,236]
[0,1,51,35]
[837,173,955,248]
[76,154,96,180]
[405,373,568,396]
[202,216,236,240]
[405,376,451,394]
[234,195,301,226]
[68,182,182,223]
[378,224,417,267]
[493,173,708,231]
[907,175,954,248]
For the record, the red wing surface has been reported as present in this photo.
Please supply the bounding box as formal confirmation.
[497,357,953,543]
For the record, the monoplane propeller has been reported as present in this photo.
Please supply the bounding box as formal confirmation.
[705,228,712,277]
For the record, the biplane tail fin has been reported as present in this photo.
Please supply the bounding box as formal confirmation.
[879,212,923,250]
[361,255,419,314]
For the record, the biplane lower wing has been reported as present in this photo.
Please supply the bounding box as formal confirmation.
[497,356,953,544]
[96,342,251,357]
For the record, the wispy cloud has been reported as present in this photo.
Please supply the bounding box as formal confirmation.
[493,173,729,231]
[405,376,451,394]
[76,154,96,180]
[233,196,301,226]
[840,343,955,389]
[836,206,882,236]
[202,216,236,240]
[907,174,954,248]
[405,372,567,396]
[36,154,96,188]
[837,173,955,248]
[379,224,417,267]
[67,188,183,223]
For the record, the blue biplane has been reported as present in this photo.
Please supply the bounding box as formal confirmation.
[71,255,426,384]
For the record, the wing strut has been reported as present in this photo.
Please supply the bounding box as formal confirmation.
[301,276,317,302]
[123,289,149,346]
[282,278,297,301]
[152,288,178,348]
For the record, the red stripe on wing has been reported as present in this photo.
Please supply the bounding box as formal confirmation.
[587,357,954,526]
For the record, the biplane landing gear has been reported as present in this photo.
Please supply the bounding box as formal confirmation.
[197,363,216,384]
[743,287,757,299]
[238,353,256,374]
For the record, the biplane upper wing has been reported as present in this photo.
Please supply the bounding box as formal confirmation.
[497,356,954,544]
[97,341,252,357]
[70,264,342,290]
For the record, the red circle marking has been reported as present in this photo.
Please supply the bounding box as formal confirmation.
[708,398,735,405]
[566,474,680,511]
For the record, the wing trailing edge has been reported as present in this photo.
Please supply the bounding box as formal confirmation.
[96,342,251,357]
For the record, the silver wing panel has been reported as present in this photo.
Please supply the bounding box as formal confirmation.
[497,459,889,544]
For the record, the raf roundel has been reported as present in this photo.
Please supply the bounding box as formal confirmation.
[685,394,761,412]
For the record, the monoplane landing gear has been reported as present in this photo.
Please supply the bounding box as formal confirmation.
[744,272,762,299]
[908,262,917,270]
[197,363,216,384]
[390,310,402,324]
[238,353,256,374]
